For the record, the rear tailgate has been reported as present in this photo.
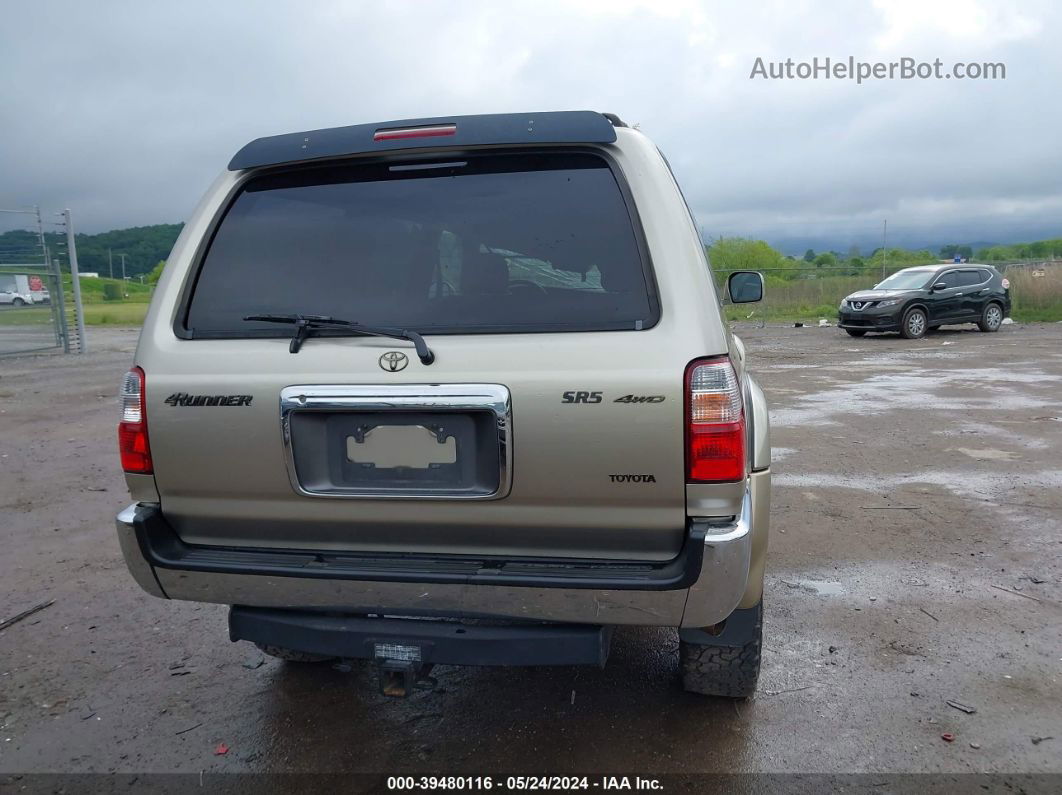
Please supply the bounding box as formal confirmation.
[140,145,707,561]
[146,330,688,560]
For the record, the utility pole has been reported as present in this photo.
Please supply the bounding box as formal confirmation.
[62,209,87,354]
[119,253,126,280]
[882,220,888,280]
[109,248,114,279]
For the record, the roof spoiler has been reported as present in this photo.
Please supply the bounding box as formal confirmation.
[228,111,623,171]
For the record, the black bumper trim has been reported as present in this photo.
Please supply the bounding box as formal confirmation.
[229,606,613,667]
[838,322,899,331]
[837,314,899,330]
[132,506,706,591]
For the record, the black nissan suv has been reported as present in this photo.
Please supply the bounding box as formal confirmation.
[838,264,1011,339]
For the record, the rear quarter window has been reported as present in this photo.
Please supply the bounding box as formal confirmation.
[956,271,980,287]
[183,152,657,336]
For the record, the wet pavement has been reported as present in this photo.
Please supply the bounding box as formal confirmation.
[1,324,1060,779]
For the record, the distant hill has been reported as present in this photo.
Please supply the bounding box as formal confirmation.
[760,223,1062,260]
[976,238,1062,261]
[0,223,183,278]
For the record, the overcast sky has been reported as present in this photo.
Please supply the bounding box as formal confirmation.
[1,0,1059,253]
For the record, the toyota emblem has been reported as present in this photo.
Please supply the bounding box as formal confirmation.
[379,351,409,372]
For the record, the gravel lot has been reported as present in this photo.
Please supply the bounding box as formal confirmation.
[1,323,1060,784]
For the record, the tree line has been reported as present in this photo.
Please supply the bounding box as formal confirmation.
[707,238,939,282]
[0,223,183,278]
[708,235,1062,282]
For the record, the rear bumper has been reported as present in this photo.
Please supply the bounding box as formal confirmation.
[116,471,764,628]
[229,607,613,667]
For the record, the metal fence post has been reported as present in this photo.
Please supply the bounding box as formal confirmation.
[63,209,87,354]
[51,257,71,353]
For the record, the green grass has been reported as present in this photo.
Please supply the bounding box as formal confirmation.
[724,303,839,324]
[80,302,150,325]
[721,268,1062,324]
[68,275,153,324]
[0,307,55,327]
[0,302,148,327]
[63,274,154,303]
[1010,307,1062,322]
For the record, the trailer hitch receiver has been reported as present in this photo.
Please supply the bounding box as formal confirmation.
[374,642,432,697]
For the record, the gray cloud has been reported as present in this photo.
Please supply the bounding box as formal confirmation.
[1,0,1059,253]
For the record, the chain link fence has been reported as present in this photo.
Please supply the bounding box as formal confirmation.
[1,208,83,356]
[0,264,72,355]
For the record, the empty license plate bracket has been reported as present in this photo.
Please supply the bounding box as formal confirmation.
[288,410,501,498]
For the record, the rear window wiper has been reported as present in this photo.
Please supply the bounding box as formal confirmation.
[243,314,435,363]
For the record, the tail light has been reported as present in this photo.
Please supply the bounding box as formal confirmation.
[373,124,457,142]
[118,366,152,474]
[685,357,745,483]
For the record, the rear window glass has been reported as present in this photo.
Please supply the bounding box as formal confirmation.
[184,153,656,336]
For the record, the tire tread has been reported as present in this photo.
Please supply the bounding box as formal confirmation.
[977,302,1003,332]
[680,602,762,698]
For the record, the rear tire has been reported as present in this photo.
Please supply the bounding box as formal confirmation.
[680,601,762,698]
[12,297,25,307]
[900,308,927,339]
[255,643,335,663]
[978,302,1003,332]
[844,329,867,337]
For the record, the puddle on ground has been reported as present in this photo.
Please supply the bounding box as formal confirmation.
[776,472,899,492]
[937,423,1050,450]
[771,447,796,461]
[951,447,1020,461]
[770,366,1062,427]
[774,469,1062,504]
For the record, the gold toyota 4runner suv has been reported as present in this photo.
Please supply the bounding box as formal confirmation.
[116,111,771,697]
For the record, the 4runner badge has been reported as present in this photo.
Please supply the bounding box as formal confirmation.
[379,351,409,372]
[164,393,253,407]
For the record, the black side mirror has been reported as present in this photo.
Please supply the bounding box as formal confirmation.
[931,282,948,291]
[727,271,764,304]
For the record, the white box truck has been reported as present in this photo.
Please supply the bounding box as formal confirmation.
[0,274,49,306]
